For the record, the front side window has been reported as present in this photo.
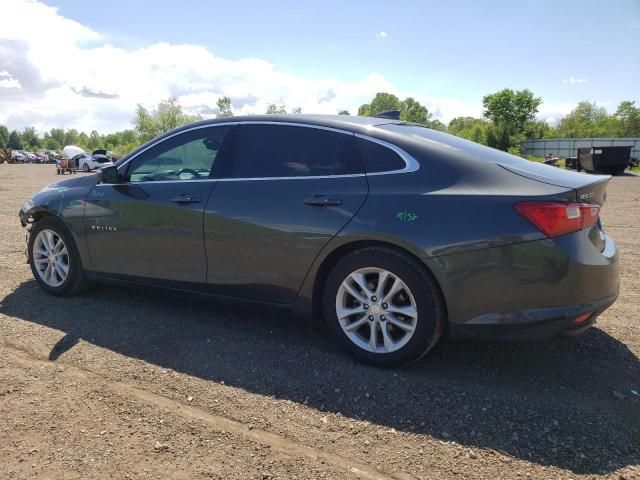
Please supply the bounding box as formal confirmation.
[224,124,363,178]
[126,126,232,182]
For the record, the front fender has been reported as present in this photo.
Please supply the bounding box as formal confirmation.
[19,191,64,226]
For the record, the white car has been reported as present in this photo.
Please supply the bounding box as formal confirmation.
[73,153,114,172]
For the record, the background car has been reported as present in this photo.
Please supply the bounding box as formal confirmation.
[73,152,115,172]
[11,150,27,163]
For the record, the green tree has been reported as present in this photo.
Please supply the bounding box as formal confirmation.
[448,117,492,144]
[524,120,552,140]
[77,132,90,149]
[614,101,640,137]
[482,88,542,150]
[87,130,101,150]
[359,92,401,117]
[134,97,201,142]
[338,110,350,115]
[21,127,40,150]
[216,96,233,118]
[399,97,432,125]
[357,93,441,127]
[64,129,79,146]
[49,128,65,149]
[291,107,302,114]
[265,103,287,114]
[357,104,371,116]
[7,130,22,150]
[0,125,8,148]
[556,101,615,138]
[42,133,59,150]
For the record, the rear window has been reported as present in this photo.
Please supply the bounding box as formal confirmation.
[225,124,363,178]
[356,137,406,173]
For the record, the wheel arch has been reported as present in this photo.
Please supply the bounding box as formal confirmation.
[309,238,449,328]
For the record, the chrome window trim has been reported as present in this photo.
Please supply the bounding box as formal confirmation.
[113,120,420,184]
[354,133,421,175]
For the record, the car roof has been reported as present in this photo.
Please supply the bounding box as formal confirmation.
[117,114,414,166]
[172,114,399,134]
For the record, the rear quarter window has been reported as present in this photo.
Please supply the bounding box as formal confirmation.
[356,137,406,173]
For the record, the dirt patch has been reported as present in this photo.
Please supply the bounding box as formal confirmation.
[1,164,639,479]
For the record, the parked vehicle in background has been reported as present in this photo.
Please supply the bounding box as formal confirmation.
[543,153,559,166]
[33,152,48,163]
[62,145,86,162]
[11,150,27,163]
[73,152,115,172]
[19,115,620,366]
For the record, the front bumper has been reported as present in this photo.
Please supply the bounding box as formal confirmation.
[426,227,620,341]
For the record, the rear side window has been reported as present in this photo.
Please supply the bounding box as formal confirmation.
[225,124,363,178]
[356,137,405,173]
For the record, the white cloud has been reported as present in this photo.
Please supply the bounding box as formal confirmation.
[536,101,577,124]
[0,0,481,133]
[562,76,589,84]
[375,31,388,38]
[0,77,21,89]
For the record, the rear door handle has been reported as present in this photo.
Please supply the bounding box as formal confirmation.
[303,196,342,207]
[170,194,202,204]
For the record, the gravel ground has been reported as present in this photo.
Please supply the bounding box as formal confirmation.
[0,164,639,480]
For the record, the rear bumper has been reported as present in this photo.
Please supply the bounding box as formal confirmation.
[425,227,620,341]
[448,293,617,340]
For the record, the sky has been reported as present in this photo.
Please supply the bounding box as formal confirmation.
[0,0,639,134]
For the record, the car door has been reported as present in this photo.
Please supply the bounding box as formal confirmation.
[204,123,368,303]
[84,125,234,284]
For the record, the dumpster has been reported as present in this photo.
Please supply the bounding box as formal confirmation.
[577,146,632,175]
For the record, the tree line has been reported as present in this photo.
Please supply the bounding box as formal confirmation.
[1,90,638,158]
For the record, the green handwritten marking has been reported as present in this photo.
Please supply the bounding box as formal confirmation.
[396,211,418,222]
[89,189,105,198]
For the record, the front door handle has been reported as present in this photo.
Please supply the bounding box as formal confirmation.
[170,194,202,204]
[303,196,342,207]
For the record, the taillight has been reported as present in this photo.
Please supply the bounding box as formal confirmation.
[514,201,600,238]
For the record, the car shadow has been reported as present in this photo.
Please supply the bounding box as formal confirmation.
[1,280,639,474]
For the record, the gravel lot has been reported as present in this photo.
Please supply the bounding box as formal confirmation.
[1,164,639,480]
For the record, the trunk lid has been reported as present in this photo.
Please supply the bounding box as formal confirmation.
[498,162,610,206]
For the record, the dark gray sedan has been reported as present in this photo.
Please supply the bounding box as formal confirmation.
[19,115,619,366]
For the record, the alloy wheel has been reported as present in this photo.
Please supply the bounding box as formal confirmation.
[32,229,69,287]
[335,267,418,354]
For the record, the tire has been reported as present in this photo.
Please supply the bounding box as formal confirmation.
[82,162,90,172]
[28,217,88,296]
[323,247,445,367]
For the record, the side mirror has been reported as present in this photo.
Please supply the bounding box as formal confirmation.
[96,165,120,184]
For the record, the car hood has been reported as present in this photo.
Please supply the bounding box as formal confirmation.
[44,174,100,191]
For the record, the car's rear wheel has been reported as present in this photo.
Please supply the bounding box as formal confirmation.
[28,217,88,296]
[323,247,444,367]
[82,162,90,172]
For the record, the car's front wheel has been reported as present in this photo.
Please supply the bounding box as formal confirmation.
[323,247,444,367]
[28,217,88,296]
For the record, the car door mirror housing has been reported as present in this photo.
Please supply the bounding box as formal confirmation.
[97,165,120,184]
